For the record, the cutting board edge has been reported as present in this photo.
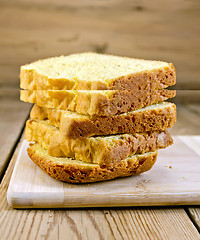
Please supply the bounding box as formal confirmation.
[7,190,200,208]
[9,201,200,209]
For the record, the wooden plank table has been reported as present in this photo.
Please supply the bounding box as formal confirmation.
[1,0,200,238]
[0,90,31,178]
[0,91,200,239]
[1,0,200,90]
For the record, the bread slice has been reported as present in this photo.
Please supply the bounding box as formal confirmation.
[20,89,175,116]
[30,102,176,139]
[27,143,158,183]
[20,53,176,91]
[25,119,172,166]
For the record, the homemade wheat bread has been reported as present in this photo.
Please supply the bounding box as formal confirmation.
[27,143,158,183]
[30,102,176,139]
[20,53,176,90]
[25,119,172,166]
[20,89,175,116]
[20,53,176,183]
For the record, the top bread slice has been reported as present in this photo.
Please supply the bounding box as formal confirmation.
[20,53,176,90]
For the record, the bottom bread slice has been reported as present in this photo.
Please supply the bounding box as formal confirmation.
[27,143,158,183]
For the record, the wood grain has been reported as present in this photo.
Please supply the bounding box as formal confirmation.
[168,104,200,232]
[187,208,200,231]
[169,103,200,135]
[172,90,200,103]
[1,139,199,239]
[0,90,31,178]
[0,0,200,90]
[1,98,200,238]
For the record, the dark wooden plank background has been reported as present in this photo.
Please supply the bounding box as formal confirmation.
[0,0,200,91]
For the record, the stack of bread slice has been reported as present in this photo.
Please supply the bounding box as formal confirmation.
[20,53,176,183]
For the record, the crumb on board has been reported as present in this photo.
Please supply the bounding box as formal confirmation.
[181,177,187,180]
[164,165,173,169]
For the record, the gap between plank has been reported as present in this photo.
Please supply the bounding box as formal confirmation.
[184,208,200,234]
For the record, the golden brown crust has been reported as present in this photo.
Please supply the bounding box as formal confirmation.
[20,64,175,90]
[31,103,176,139]
[25,119,172,166]
[20,89,175,116]
[112,64,176,90]
[27,143,158,183]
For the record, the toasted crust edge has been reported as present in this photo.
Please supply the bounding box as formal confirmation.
[27,143,158,183]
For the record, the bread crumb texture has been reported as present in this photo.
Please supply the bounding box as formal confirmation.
[20,89,176,115]
[25,118,172,166]
[28,143,158,183]
[30,102,176,138]
[20,53,176,90]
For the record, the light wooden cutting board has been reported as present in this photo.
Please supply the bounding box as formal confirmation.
[7,137,200,208]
